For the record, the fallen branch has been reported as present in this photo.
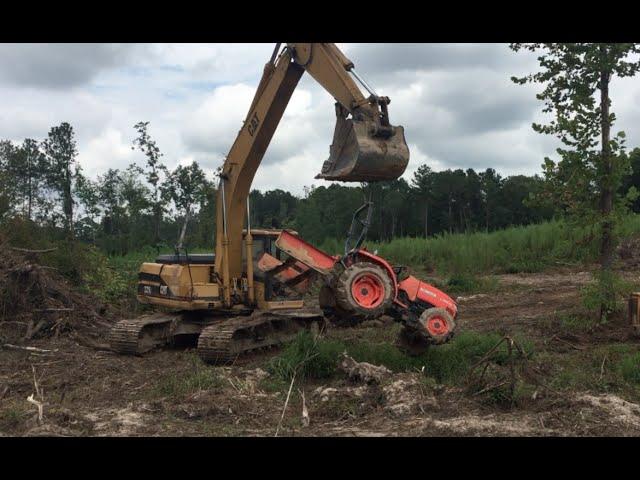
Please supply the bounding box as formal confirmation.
[27,365,44,424]
[34,308,74,313]
[299,388,310,428]
[70,334,111,352]
[10,247,57,254]
[2,344,55,353]
[27,394,43,424]
[471,381,509,397]
[599,354,608,381]
[549,334,586,351]
[275,371,297,437]
[24,319,47,340]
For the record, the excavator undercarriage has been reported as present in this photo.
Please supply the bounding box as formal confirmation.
[109,229,329,362]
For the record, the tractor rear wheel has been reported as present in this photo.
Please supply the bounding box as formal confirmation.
[335,262,393,318]
[319,284,364,327]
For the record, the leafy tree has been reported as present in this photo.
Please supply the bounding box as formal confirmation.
[7,139,47,221]
[193,180,217,248]
[511,43,640,319]
[163,161,208,249]
[75,174,101,242]
[132,121,167,245]
[479,168,502,231]
[411,165,434,237]
[42,122,82,238]
[0,140,18,220]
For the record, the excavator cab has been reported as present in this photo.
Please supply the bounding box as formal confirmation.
[316,101,410,182]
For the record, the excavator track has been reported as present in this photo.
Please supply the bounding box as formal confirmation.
[109,313,182,355]
[197,309,325,364]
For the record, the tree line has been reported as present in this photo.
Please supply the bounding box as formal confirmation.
[0,119,585,254]
[3,119,640,255]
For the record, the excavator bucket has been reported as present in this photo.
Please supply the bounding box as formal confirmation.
[316,116,410,182]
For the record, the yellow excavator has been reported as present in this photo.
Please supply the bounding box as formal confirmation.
[109,43,457,362]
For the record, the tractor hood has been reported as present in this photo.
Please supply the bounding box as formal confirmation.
[398,276,458,318]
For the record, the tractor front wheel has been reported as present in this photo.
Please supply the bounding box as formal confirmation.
[335,262,393,318]
[419,307,456,345]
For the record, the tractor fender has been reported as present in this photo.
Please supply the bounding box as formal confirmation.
[352,250,399,299]
[398,275,458,318]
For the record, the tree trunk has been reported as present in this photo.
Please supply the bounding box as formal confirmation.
[64,168,73,239]
[177,207,191,251]
[27,158,32,221]
[485,200,490,232]
[599,54,614,319]
[424,202,429,238]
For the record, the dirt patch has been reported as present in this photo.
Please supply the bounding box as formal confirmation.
[2,267,640,436]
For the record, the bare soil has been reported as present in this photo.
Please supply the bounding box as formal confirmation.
[2,267,640,437]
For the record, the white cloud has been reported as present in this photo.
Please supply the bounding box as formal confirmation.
[1,43,639,197]
[78,128,136,177]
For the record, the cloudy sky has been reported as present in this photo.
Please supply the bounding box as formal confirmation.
[1,43,640,195]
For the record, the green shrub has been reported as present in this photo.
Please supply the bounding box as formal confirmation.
[267,331,345,382]
[154,354,222,397]
[581,270,633,321]
[446,274,480,292]
[268,330,535,387]
[619,352,640,385]
[347,331,533,385]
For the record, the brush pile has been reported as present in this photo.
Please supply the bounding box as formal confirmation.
[617,234,640,269]
[0,241,112,343]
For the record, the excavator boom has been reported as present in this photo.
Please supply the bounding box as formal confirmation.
[216,43,410,305]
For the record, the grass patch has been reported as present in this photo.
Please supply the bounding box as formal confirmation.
[441,274,500,294]
[0,403,29,431]
[153,354,223,398]
[267,331,345,382]
[557,313,598,333]
[422,332,533,384]
[541,344,640,397]
[619,352,640,385]
[269,330,535,388]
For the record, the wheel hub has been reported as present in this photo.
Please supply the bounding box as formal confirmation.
[351,273,384,309]
[425,315,449,337]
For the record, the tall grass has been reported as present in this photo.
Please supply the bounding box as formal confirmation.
[105,215,640,285]
[267,330,535,386]
[330,216,640,276]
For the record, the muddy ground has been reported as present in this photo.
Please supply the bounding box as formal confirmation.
[2,267,640,437]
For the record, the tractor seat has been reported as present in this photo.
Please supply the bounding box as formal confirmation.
[155,253,216,265]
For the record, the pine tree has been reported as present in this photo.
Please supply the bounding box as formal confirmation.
[42,122,82,238]
[132,121,167,246]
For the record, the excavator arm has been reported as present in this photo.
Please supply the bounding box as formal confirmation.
[215,43,409,307]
